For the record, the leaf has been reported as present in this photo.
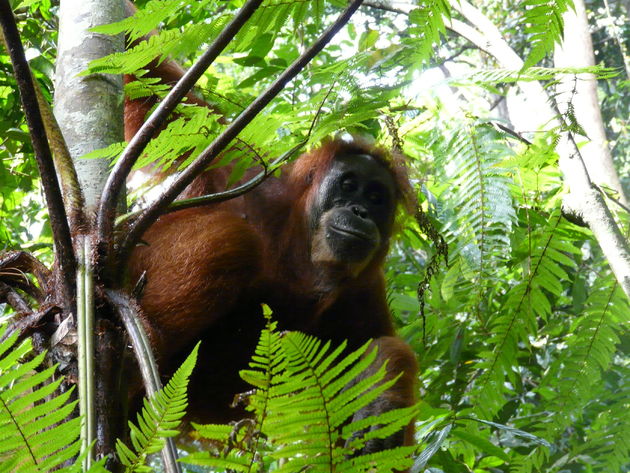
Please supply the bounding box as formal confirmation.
[460,417,551,447]
[520,0,575,69]
[0,325,81,473]
[411,424,452,473]
[451,428,509,462]
[193,320,418,472]
[115,344,199,472]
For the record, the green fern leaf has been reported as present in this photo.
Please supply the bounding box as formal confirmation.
[450,66,618,87]
[538,274,629,438]
[265,331,415,472]
[116,343,199,472]
[91,0,187,42]
[84,29,183,75]
[190,320,417,472]
[0,325,81,473]
[189,423,232,441]
[337,445,417,472]
[182,451,254,471]
[521,0,574,69]
[406,0,450,65]
[436,120,516,325]
[473,207,583,417]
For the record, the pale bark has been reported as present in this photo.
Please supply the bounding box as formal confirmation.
[554,0,628,205]
[54,0,125,214]
[446,16,558,125]
[53,0,126,466]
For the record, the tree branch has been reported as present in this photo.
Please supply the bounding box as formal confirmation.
[0,0,76,304]
[96,0,265,273]
[114,0,366,274]
[363,0,408,14]
[115,141,307,226]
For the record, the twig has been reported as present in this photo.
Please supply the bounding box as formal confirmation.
[490,121,533,146]
[363,0,407,14]
[596,185,630,215]
[0,280,32,314]
[0,1,76,303]
[114,0,366,272]
[96,0,265,272]
[116,141,307,225]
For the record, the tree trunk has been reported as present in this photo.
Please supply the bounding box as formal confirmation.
[54,0,125,213]
[54,0,126,467]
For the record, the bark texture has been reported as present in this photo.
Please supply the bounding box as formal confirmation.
[54,0,125,213]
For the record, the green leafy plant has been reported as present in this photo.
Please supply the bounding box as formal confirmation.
[387,96,629,472]
[184,313,419,473]
[0,324,82,473]
[116,344,199,472]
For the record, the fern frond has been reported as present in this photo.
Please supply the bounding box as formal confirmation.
[0,325,81,473]
[405,0,450,65]
[450,66,618,87]
[181,450,255,472]
[574,379,630,472]
[189,321,418,472]
[84,29,183,75]
[342,404,419,449]
[124,75,173,102]
[90,0,188,41]
[232,0,334,53]
[538,273,629,437]
[80,141,127,162]
[267,332,415,472]
[135,106,223,171]
[116,343,199,472]
[436,121,516,322]
[473,208,581,417]
[337,445,417,472]
[520,0,574,69]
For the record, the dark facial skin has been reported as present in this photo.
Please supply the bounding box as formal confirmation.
[311,153,396,264]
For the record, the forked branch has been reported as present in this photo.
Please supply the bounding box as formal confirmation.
[96,0,265,272]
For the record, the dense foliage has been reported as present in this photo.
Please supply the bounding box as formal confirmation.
[0,0,628,472]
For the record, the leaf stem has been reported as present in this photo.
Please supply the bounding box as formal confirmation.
[106,288,181,473]
[76,236,95,469]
